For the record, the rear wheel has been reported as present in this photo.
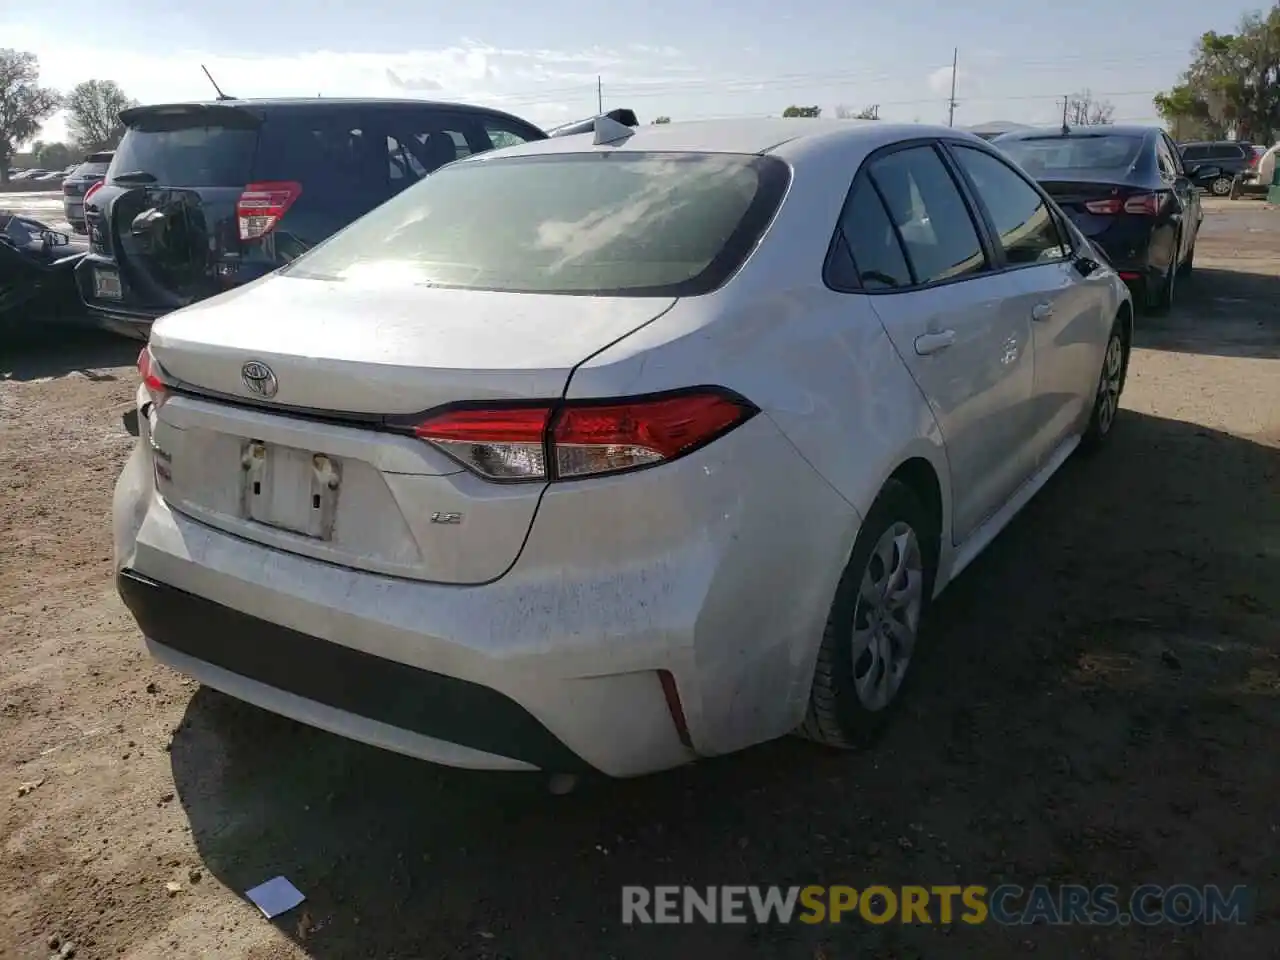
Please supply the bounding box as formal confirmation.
[1177,239,1195,278]
[1149,234,1179,314]
[1080,321,1126,453]
[1210,175,1233,196]
[800,480,937,748]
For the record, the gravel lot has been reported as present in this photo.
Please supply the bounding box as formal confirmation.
[2,197,1278,960]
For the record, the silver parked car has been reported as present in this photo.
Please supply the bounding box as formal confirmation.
[62,152,113,234]
[113,118,1133,778]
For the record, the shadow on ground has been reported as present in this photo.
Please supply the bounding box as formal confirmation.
[171,410,1279,960]
[2,325,138,382]
[1140,267,1280,360]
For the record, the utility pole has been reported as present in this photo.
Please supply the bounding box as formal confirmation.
[597,76,603,114]
[1061,94,1070,130]
[947,48,958,127]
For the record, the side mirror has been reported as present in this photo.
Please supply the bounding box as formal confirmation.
[41,230,70,247]
[1073,256,1100,278]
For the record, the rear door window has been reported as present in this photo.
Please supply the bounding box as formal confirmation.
[1181,145,1208,162]
[111,120,257,186]
[867,145,988,285]
[255,114,386,197]
[383,112,488,189]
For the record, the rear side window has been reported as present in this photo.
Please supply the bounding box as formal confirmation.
[1181,145,1208,162]
[284,151,791,297]
[829,177,913,289]
[867,145,987,285]
[952,146,1068,265]
[111,121,257,186]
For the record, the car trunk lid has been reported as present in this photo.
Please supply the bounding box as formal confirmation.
[143,274,676,583]
[1040,178,1158,238]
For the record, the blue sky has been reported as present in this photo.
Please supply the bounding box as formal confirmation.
[2,0,1264,143]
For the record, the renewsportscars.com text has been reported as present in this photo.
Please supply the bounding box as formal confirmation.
[621,884,1252,926]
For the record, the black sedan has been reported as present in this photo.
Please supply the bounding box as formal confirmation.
[993,125,1201,312]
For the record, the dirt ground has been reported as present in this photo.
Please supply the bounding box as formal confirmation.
[2,197,1278,960]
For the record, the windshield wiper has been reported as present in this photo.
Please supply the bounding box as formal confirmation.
[111,171,158,184]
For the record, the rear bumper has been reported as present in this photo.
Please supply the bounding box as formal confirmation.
[75,254,167,339]
[111,407,861,777]
[117,569,592,772]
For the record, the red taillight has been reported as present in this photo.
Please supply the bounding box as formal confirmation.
[137,347,169,404]
[411,390,758,482]
[1083,197,1123,215]
[237,181,302,240]
[83,180,104,207]
[1084,193,1162,216]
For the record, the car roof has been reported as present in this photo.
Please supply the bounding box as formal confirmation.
[464,117,985,160]
[120,97,541,128]
[1179,139,1250,147]
[996,125,1159,142]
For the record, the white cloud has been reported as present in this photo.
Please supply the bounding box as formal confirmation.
[927,65,965,96]
[0,24,687,143]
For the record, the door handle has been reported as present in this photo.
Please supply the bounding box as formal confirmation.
[914,330,956,356]
[1031,302,1054,322]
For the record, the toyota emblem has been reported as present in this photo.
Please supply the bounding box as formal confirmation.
[241,360,278,399]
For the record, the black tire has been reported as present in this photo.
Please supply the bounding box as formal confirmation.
[1149,236,1178,314]
[1177,240,1195,278]
[1080,320,1126,454]
[799,480,938,748]
[1210,175,1232,196]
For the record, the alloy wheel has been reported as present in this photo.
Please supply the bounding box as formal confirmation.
[1096,334,1124,435]
[850,521,924,711]
[1211,176,1232,196]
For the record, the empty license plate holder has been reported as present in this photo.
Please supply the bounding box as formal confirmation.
[241,441,341,539]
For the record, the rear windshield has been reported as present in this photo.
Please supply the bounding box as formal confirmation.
[997,135,1144,174]
[284,151,791,297]
[76,161,111,178]
[110,122,257,187]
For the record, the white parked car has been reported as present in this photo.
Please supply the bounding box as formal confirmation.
[113,118,1132,778]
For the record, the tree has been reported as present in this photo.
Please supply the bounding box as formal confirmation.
[31,140,74,169]
[1155,7,1280,143]
[0,49,61,182]
[651,115,671,124]
[1154,83,1224,141]
[65,79,138,152]
[782,105,821,118]
[834,104,879,120]
[1065,90,1114,126]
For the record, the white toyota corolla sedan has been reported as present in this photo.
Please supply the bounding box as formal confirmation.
[113,117,1132,778]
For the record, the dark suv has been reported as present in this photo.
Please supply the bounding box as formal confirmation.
[76,98,550,339]
[1177,141,1257,196]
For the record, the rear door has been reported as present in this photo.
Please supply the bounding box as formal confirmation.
[841,142,1037,544]
[948,142,1107,467]
[86,104,261,310]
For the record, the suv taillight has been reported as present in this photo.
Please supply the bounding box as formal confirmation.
[408,389,759,482]
[237,181,302,240]
[83,180,105,207]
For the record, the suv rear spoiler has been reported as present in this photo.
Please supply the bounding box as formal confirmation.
[546,108,639,138]
[118,102,263,131]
